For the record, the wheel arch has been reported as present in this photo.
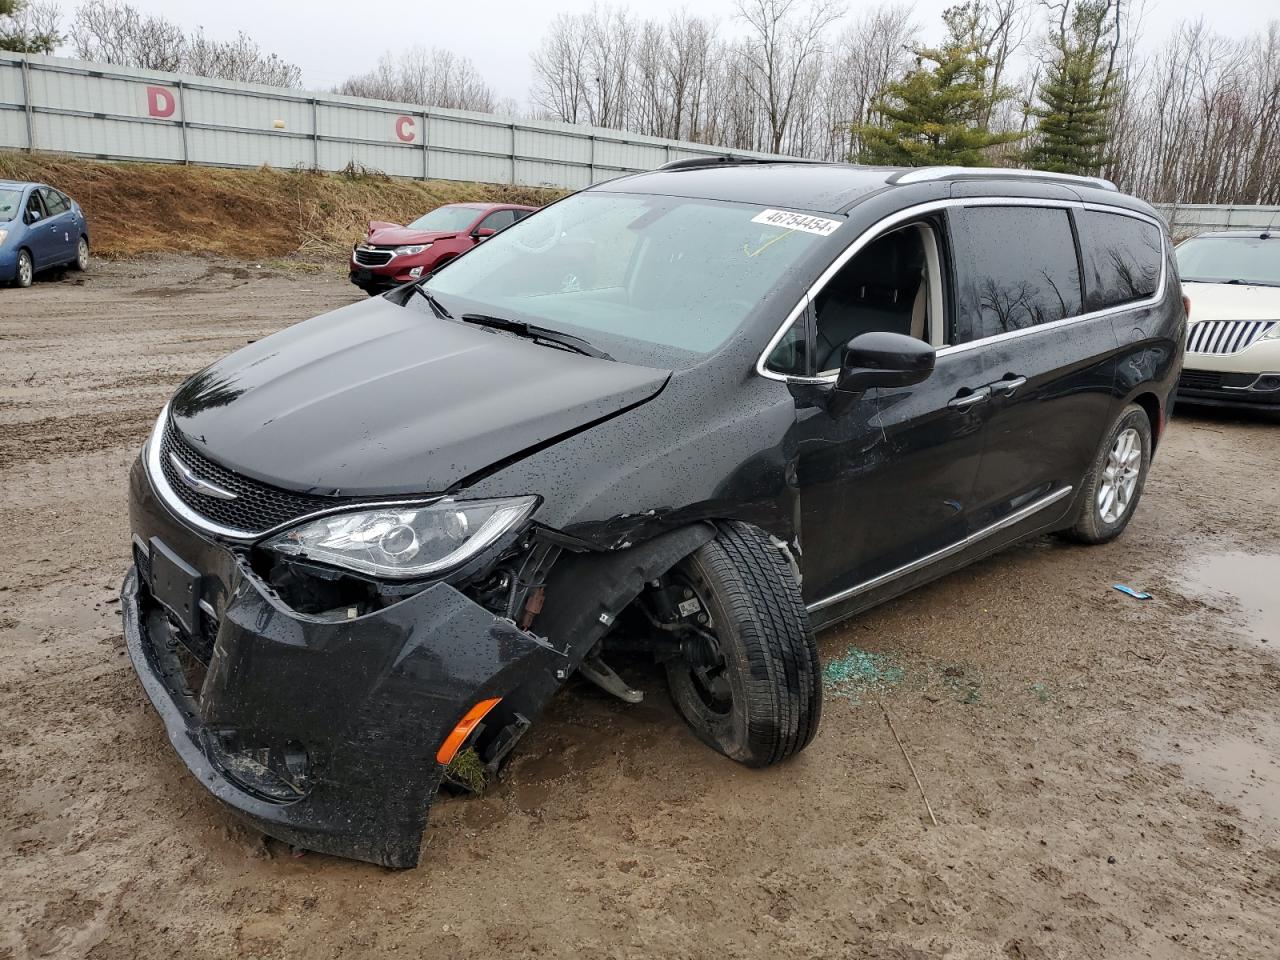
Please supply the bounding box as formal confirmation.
[1129,390,1164,449]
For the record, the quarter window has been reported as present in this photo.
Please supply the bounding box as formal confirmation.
[1075,210,1162,310]
[949,206,1082,343]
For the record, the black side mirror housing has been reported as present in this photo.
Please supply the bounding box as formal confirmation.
[835,331,935,395]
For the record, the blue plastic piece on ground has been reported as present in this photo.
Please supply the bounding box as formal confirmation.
[1113,584,1152,600]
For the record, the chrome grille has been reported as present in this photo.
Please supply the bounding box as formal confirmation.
[353,246,394,267]
[1187,320,1276,355]
[159,419,348,534]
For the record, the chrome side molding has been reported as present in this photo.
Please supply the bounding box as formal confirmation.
[806,485,1074,614]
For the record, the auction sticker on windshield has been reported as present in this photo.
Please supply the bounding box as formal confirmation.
[751,209,842,236]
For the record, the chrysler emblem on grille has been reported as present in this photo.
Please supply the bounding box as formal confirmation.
[168,452,238,500]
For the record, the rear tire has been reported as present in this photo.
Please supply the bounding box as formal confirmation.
[13,249,32,288]
[71,236,89,272]
[665,522,821,767]
[1060,403,1152,544]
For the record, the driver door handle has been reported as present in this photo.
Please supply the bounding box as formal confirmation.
[989,376,1028,397]
[948,387,990,409]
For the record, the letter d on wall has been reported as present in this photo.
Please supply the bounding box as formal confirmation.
[146,86,176,118]
[395,115,416,142]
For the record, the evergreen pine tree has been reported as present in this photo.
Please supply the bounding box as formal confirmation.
[855,6,1024,167]
[1025,0,1117,175]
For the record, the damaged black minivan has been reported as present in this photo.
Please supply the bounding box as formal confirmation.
[123,159,1183,867]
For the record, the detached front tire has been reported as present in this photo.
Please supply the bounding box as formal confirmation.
[1061,403,1152,544]
[665,522,821,767]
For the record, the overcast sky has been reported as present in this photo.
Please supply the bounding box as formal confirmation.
[74,0,1277,106]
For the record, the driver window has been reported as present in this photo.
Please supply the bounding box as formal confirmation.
[25,191,45,222]
[813,223,943,374]
[764,222,945,377]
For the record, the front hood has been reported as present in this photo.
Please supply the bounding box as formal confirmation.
[364,224,457,246]
[169,297,670,496]
[1184,282,1280,321]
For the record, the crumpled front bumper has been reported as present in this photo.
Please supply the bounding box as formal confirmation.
[122,471,565,868]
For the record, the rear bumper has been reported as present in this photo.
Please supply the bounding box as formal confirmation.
[1176,369,1280,409]
[123,456,565,868]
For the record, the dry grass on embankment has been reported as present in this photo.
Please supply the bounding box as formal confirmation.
[0,152,564,260]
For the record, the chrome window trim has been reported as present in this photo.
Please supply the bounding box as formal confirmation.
[756,197,1167,383]
[806,485,1074,614]
[143,405,442,543]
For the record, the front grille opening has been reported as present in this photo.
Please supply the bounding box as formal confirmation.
[354,247,394,267]
[159,418,351,534]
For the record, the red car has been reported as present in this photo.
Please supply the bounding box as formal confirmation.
[349,202,539,295]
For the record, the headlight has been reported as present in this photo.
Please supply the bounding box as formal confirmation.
[1263,322,1280,340]
[0,228,8,244]
[264,496,537,579]
[393,243,430,257]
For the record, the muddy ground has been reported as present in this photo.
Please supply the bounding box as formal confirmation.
[1,257,1278,960]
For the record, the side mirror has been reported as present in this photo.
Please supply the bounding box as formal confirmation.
[25,209,41,224]
[471,226,496,240]
[835,331,935,395]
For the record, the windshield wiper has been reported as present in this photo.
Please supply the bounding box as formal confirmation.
[458,313,614,361]
[407,284,453,319]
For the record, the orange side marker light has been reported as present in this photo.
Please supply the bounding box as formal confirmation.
[436,697,502,765]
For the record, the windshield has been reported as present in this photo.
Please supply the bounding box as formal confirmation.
[1176,236,1280,286]
[407,206,482,233]
[422,191,836,365]
[0,189,20,221]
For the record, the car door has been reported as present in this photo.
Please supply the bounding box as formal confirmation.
[769,216,995,614]
[21,189,57,269]
[38,187,76,264]
[945,202,1118,539]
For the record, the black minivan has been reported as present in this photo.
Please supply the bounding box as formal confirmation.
[123,160,1184,867]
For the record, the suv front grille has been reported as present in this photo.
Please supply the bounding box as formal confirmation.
[159,420,347,535]
[1187,320,1276,355]
[354,246,395,267]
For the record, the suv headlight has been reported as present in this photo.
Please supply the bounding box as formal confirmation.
[393,243,430,256]
[264,496,537,579]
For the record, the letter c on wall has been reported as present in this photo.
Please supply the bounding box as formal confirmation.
[146,86,176,119]
[395,115,416,143]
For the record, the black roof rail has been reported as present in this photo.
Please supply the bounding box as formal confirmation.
[656,155,828,172]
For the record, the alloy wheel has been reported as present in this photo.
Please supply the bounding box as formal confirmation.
[1097,427,1141,524]
[77,238,89,270]
[17,252,32,287]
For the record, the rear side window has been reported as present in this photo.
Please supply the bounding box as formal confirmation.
[1076,210,1162,311]
[40,188,70,215]
[948,206,1083,343]
[479,209,517,232]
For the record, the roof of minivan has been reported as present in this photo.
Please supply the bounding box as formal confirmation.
[599,162,897,214]
[597,160,1139,215]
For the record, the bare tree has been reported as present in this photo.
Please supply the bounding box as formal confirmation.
[69,0,301,85]
[339,47,495,112]
[736,0,845,153]
[0,0,59,53]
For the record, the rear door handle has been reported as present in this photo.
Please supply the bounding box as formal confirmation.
[948,387,990,409]
[989,376,1028,397]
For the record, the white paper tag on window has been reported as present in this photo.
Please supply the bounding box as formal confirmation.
[751,209,842,236]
